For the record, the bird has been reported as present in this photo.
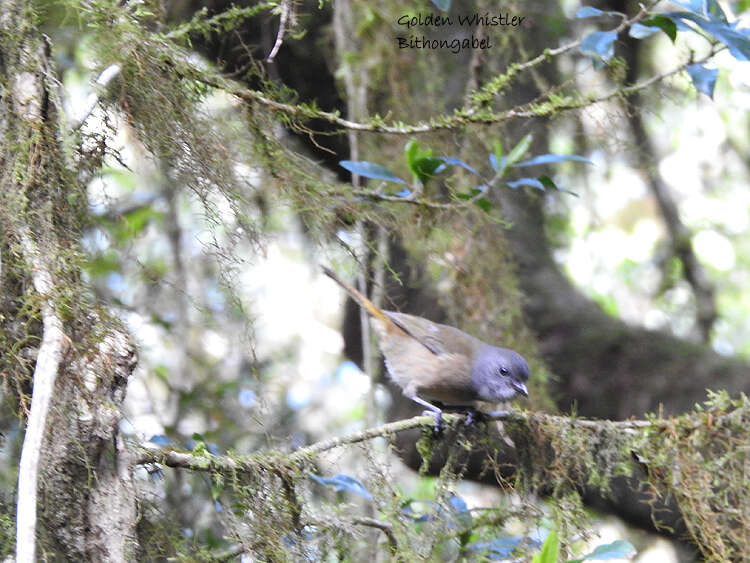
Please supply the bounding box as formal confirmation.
[322,266,529,428]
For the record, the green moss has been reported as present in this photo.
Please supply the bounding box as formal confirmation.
[0,509,14,558]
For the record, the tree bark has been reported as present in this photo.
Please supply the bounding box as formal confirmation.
[0,2,139,559]
[496,189,750,420]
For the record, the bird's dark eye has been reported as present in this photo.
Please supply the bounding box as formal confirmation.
[500,367,509,376]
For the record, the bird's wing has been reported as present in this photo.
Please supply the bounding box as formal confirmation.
[383,311,481,358]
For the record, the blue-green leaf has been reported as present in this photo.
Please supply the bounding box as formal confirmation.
[569,539,637,561]
[671,0,727,23]
[489,152,507,172]
[147,434,171,446]
[339,160,407,184]
[507,177,546,190]
[686,64,719,98]
[629,23,661,38]
[576,6,624,18]
[448,495,468,512]
[431,0,450,10]
[308,473,372,500]
[447,495,472,528]
[703,0,728,23]
[438,157,479,175]
[514,154,592,167]
[580,31,618,62]
[467,537,526,558]
[664,12,750,61]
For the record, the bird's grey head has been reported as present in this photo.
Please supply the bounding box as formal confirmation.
[471,346,530,402]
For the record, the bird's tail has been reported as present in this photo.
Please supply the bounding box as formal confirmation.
[321,266,393,327]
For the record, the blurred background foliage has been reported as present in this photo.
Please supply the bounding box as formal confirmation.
[2,0,750,560]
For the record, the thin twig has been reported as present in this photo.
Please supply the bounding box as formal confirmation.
[16,231,66,563]
[352,517,399,553]
[266,0,291,63]
[70,63,121,131]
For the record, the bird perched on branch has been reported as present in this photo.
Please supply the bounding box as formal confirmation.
[322,266,529,428]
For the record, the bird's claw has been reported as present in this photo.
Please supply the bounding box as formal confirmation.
[422,410,445,434]
[463,407,490,426]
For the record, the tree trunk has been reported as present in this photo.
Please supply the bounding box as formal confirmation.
[0,2,139,559]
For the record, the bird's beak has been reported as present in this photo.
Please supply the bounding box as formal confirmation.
[513,382,529,397]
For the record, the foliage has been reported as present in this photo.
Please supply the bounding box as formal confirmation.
[1,0,749,559]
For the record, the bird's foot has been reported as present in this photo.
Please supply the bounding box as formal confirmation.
[440,406,484,426]
[422,409,445,434]
[463,407,483,426]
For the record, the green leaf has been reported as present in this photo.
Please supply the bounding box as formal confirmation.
[493,139,503,163]
[640,16,677,42]
[474,197,492,212]
[405,139,432,169]
[539,175,579,196]
[210,479,224,501]
[84,252,120,276]
[457,187,484,200]
[123,205,163,237]
[412,157,445,186]
[533,530,559,563]
[506,134,533,166]
[153,365,170,382]
[405,140,444,185]
[538,175,557,190]
[191,433,207,455]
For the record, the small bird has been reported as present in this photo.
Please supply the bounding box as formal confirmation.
[323,266,529,427]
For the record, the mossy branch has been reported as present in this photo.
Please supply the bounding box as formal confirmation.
[165,2,277,41]
[154,0,725,136]
[174,42,719,135]
[467,2,652,107]
[137,395,749,558]
[135,409,653,475]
